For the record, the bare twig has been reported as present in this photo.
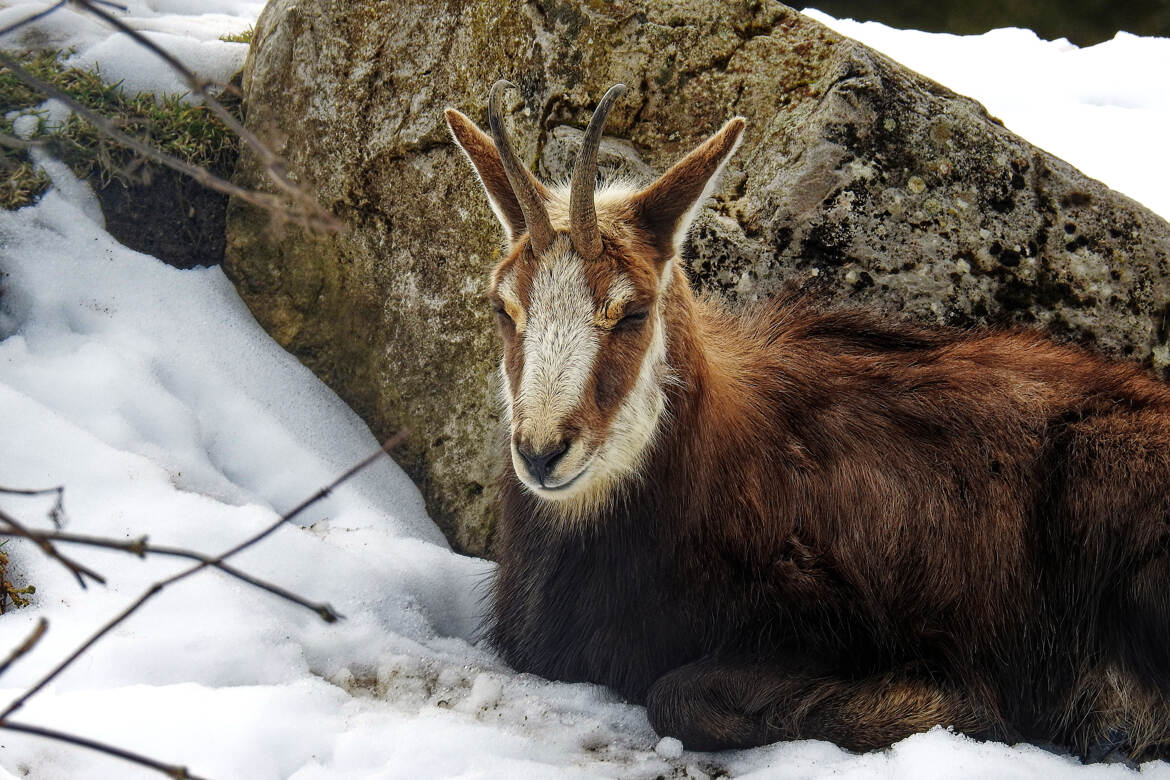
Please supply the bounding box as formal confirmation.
[0,132,49,150]
[0,485,66,527]
[0,721,207,780]
[0,618,48,678]
[0,2,130,48]
[0,1,67,40]
[70,0,344,233]
[0,509,104,588]
[0,430,408,722]
[0,51,340,232]
[0,528,342,622]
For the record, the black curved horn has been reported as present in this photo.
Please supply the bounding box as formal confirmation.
[569,84,627,260]
[487,80,556,254]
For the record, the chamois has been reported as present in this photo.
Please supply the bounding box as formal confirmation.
[446,81,1170,760]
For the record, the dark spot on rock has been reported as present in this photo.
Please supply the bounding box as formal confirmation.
[801,223,850,267]
[855,271,874,289]
[1010,173,1026,190]
[989,242,1002,256]
[990,195,1015,213]
[1064,222,1077,234]
[1062,191,1092,208]
[999,249,1021,267]
[773,226,794,255]
[994,276,1088,314]
[1065,236,1090,252]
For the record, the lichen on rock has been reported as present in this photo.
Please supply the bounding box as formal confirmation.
[225,0,1170,556]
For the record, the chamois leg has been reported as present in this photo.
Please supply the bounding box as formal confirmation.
[645,656,999,752]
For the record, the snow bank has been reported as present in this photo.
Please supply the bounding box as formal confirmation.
[0,0,263,100]
[1,1,1170,777]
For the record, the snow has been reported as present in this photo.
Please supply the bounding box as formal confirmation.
[1,1,1169,777]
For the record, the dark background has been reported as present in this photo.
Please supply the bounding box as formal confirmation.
[804,0,1170,45]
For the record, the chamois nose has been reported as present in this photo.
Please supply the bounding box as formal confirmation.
[518,440,569,485]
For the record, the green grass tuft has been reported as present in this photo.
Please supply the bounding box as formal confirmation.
[0,50,240,209]
[219,27,254,44]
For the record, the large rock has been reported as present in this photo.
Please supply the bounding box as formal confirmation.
[225,0,1170,556]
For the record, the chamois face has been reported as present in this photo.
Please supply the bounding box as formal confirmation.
[446,83,744,513]
[488,195,674,507]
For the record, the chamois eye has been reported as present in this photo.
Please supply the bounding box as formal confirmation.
[614,310,649,331]
[492,303,513,325]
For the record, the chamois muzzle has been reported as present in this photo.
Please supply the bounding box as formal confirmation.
[517,440,569,486]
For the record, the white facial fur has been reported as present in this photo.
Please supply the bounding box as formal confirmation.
[511,238,599,485]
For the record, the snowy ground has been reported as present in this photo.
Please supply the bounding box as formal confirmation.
[1,2,1169,778]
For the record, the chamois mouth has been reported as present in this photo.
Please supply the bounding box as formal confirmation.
[512,446,596,498]
[534,464,589,494]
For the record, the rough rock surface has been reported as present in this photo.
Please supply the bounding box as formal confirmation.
[225,0,1170,556]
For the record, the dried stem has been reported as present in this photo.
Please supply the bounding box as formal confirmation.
[0,1,67,39]
[0,618,48,677]
[0,509,104,588]
[70,0,342,232]
[0,721,207,780]
[0,485,66,527]
[0,0,344,232]
[0,51,340,232]
[0,528,342,622]
[0,430,408,722]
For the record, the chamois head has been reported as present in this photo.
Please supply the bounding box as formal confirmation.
[447,82,745,511]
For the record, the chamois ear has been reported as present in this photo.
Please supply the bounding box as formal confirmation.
[631,117,746,259]
[445,108,550,244]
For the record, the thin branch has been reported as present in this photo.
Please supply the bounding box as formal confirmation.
[215,429,410,563]
[0,509,104,588]
[0,132,49,150]
[70,0,344,232]
[0,1,67,40]
[0,529,342,622]
[0,720,207,780]
[0,618,48,678]
[0,485,66,527]
[0,52,342,233]
[0,431,408,721]
[0,486,63,498]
